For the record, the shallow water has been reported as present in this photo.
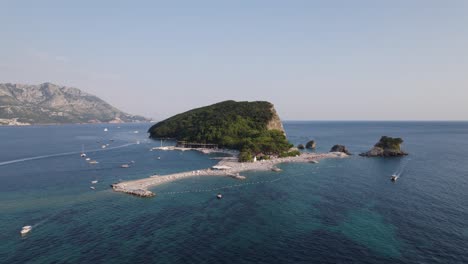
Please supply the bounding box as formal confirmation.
[1,122,468,263]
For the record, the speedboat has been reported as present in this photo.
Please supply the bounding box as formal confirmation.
[391,174,398,182]
[90,186,96,190]
[91,180,98,184]
[20,226,32,236]
[216,193,223,199]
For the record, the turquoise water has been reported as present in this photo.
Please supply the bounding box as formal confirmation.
[1,122,468,263]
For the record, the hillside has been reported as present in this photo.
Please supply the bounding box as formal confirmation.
[148,100,296,161]
[0,82,149,125]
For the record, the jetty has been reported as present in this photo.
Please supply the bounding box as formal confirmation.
[111,151,347,197]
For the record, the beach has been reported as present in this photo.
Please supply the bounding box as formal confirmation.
[112,150,348,197]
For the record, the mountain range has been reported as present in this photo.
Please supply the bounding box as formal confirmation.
[0,82,149,125]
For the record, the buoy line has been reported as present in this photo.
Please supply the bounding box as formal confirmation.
[158,177,282,196]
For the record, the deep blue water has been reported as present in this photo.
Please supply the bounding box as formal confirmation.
[1,122,468,263]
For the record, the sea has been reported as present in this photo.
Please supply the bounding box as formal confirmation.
[1,121,467,264]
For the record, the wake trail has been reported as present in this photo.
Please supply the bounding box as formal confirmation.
[393,158,411,177]
[0,143,136,166]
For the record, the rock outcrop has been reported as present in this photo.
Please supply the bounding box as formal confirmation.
[297,144,305,150]
[330,145,351,155]
[306,140,316,149]
[0,82,149,125]
[359,136,408,157]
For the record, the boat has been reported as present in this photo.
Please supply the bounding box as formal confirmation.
[104,128,108,132]
[91,180,98,184]
[101,144,107,149]
[121,164,130,168]
[20,225,32,236]
[216,193,223,199]
[85,158,91,161]
[80,145,87,157]
[89,160,99,164]
[90,186,96,190]
[391,174,398,182]
[134,130,139,133]
[157,157,161,160]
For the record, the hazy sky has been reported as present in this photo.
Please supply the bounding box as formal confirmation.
[1,1,467,121]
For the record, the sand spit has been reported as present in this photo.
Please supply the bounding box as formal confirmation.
[112,150,347,197]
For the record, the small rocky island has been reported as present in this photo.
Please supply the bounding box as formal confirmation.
[360,136,408,157]
[330,145,351,155]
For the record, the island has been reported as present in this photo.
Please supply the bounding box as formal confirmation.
[148,100,299,162]
[359,136,408,157]
[112,100,348,197]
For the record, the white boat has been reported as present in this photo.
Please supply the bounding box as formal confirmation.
[85,158,91,161]
[90,186,96,190]
[91,180,98,184]
[89,160,99,164]
[80,145,87,157]
[104,128,108,132]
[134,130,139,133]
[391,174,399,182]
[157,157,161,160]
[101,144,107,149]
[216,193,223,199]
[20,225,32,236]
[121,164,130,168]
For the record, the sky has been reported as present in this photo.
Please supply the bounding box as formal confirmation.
[1,0,468,121]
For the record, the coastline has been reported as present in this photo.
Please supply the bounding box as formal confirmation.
[112,150,348,197]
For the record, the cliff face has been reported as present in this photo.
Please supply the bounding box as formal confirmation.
[148,100,291,154]
[267,107,286,135]
[0,82,149,125]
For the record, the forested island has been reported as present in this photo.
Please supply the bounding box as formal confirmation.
[148,100,299,162]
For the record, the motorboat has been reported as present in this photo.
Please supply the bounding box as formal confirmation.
[85,158,91,161]
[101,144,107,149]
[216,193,223,199]
[391,174,398,182]
[90,186,96,190]
[91,180,98,184]
[80,145,86,157]
[20,226,32,236]
[121,164,130,168]
[89,160,99,164]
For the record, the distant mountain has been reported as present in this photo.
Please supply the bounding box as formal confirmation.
[0,82,149,125]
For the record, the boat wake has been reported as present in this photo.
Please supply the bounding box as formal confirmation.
[0,143,136,167]
[392,158,411,178]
